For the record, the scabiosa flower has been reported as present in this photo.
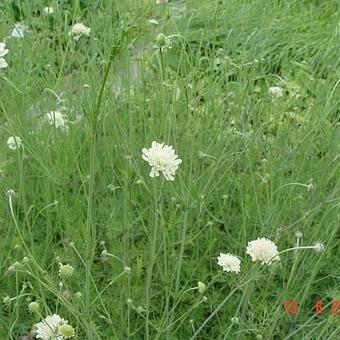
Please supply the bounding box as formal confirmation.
[142,141,182,181]
[34,314,68,339]
[0,42,9,69]
[7,136,22,150]
[11,23,29,38]
[217,253,241,273]
[69,23,91,41]
[57,324,75,339]
[45,111,68,130]
[314,241,324,253]
[0,58,8,69]
[43,6,54,15]
[58,264,74,279]
[268,86,283,97]
[246,237,280,265]
[0,42,9,57]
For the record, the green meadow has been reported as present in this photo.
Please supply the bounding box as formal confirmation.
[0,0,339,339]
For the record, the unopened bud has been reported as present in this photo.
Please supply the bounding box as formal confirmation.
[22,256,30,264]
[59,264,74,279]
[58,324,75,338]
[3,296,11,305]
[28,301,40,313]
[197,281,206,294]
[156,33,167,47]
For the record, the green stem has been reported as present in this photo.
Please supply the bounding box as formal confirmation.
[190,277,254,339]
[145,181,162,339]
[84,41,121,334]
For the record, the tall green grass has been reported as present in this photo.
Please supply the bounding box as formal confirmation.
[0,0,339,338]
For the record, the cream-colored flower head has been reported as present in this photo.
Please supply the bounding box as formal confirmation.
[217,253,241,273]
[7,136,22,150]
[142,141,182,181]
[246,237,280,265]
[44,6,54,15]
[268,86,283,97]
[34,314,68,339]
[0,58,8,69]
[0,42,9,69]
[11,23,29,38]
[314,241,324,253]
[0,42,9,57]
[69,23,91,41]
[59,264,74,279]
[45,111,68,130]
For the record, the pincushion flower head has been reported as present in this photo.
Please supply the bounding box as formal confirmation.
[11,23,29,38]
[0,42,9,69]
[34,314,75,339]
[142,141,182,181]
[0,58,8,69]
[217,253,241,273]
[0,42,9,57]
[45,111,68,130]
[268,86,283,97]
[246,237,280,265]
[7,136,22,150]
[44,6,54,15]
[69,23,91,41]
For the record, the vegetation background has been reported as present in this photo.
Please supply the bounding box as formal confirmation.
[0,0,339,339]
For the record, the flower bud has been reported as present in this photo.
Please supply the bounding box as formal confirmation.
[58,324,75,338]
[156,33,167,47]
[295,230,303,239]
[197,281,206,294]
[7,266,16,275]
[231,316,239,324]
[6,189,16,197]
[314,242,324,253]
[59,264,74,279]
[28,301,40,313]
[3,296,11,305]
[22,256,30,264]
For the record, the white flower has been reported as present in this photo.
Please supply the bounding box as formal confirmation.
[217,253,241,273]
[0,42,9,57]
[246,237,280,265]
[7,136,22,150]
[148,19,160,25]
[34,314,67,340]
[268,86,283,97]
[314,241,324,253]
[69,23,91,41]
[11,23,29,38]
[156,0,168,4]
[44,6,54,15]
[0,58,8,69]
[142,141,182,181]
[45,111,68,130]
[0,42,9,69]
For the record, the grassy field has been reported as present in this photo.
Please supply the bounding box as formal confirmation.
[0,0,339,339]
